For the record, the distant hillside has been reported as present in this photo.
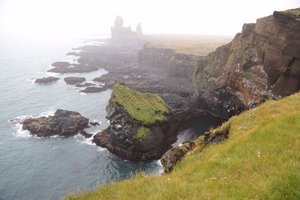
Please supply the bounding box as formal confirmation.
[144,34,232,56]
[67,92,300,200]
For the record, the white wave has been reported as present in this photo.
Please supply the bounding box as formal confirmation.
[74,134,95,146]
[25,78,36,84]
[9,115,32,138]
[10,111,55,138]
[156,160,164,175]
[13,122,32,138]
[96,146,107,152]
[39,110,55,117]
[44,71,59,77]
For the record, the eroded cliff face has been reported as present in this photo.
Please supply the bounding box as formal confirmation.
[194,9,300,113]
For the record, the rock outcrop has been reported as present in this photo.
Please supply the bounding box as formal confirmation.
[161,141,195,173]
[35,77,59,84]
[22,109,89,137]
[193,8,300,118]
[93,84,172,162]
[161,122,230,173]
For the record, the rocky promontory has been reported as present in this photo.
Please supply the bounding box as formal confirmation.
[93,83,173,161]
[22,109,89,137]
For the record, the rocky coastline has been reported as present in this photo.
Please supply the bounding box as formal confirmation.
[28,9,300,164]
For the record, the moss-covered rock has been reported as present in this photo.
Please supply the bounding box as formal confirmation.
[93,83,173,162]
[111,83,169,125]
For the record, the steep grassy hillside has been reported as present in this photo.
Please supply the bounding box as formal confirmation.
[67,92,300,200]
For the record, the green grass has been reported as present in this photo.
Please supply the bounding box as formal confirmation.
[282,7,300,16]
[111,83,169,125]
[67,92,300,200]
[135,126,151,140]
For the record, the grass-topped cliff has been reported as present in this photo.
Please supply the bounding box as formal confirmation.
[68,92,300,199]
[110,83,170,125]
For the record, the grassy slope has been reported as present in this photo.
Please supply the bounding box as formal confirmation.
[111,84,169,125]
[144,34,232,56]
[68,93,300,200]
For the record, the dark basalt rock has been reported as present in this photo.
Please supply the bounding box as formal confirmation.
[22,109,89,137]
[75,82,95,87]
[80,86,108,93]
[90,121,100,126]
[161,141,195,173]
[161,123,230,173]
[35,77,59,84]
[64,77,86,85]
[80,130,93,138]
[92,84,222,162]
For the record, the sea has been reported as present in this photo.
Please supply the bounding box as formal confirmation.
[0,33,162,200]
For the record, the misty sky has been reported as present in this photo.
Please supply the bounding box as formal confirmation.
[0,0,299,38]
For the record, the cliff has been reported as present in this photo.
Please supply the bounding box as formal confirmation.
[193,8,300,119]
[67,92,300,200]
[93,8,300,162]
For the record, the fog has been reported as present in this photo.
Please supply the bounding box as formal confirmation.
[0,0,299,38]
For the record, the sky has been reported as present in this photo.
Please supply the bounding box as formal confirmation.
[0,0,299,38]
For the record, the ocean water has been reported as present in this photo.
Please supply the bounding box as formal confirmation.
[0,34,162,200]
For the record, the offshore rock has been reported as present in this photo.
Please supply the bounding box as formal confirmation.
[35,77,59,84]
[22,109,89,137]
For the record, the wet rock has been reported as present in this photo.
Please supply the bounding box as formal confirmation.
[22,109,89,137]
[64,77,86,85]
[80,130,93,138]
[90,121,100,126]
[35,77,59,84]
